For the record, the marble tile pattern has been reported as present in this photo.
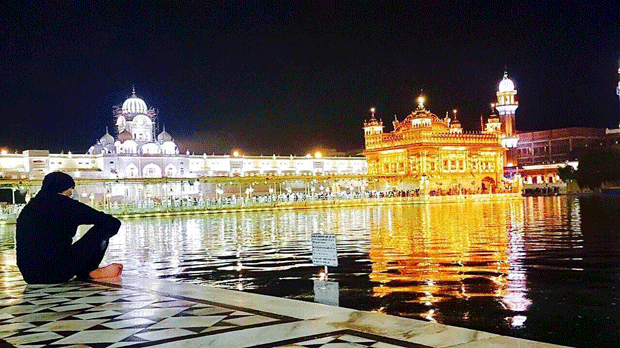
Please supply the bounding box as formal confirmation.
[0,260,571,348]
[0,265,297,347]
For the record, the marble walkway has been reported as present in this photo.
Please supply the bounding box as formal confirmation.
[0,262,569,348]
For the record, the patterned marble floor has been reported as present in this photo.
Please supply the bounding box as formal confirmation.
[0,259,569,348]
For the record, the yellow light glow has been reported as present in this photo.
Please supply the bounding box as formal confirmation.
[417,96,425,105]
[379,149,406,154]
[319,271,328,281]
[233,150,240,157]
[370,107,376,113]
[0,149,7,155]
[453,109,457,114]
[315,151,322,158]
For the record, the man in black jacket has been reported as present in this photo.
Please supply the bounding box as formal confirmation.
[16,172,123,284]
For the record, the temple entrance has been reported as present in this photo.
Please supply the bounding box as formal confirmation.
[482,177,496,194]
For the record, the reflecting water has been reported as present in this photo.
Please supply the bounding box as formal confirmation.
[2,196,620,347]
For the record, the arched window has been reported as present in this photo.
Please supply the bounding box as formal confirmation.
[125,163,139,178]
[143,163,162,178]
[165,164,177,177]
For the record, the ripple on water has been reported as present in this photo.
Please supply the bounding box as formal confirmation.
[3,197,620,347]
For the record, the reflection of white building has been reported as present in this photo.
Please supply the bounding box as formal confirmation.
[0,89,367,180]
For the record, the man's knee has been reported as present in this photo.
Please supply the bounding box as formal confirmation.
[106,219,121,238]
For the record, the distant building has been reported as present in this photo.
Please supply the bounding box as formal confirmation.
[517,60,620,188]
[516,128,620,185]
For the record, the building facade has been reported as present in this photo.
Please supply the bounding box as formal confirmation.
[515,60,620,188]
[363,103,507,194]
[0,89,367,204]
[516,127,620,185]
[0,89,367,181]
[362,72,520,194]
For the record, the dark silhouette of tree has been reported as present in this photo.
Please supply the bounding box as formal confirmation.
[577,149,620,190]
[558,165,577,183]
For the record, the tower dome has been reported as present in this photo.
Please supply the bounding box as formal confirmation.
[122,87,148,114]
[157,126,173,143]
[99,127,114,145]
[118,129,132,142]
[498,71,515,92]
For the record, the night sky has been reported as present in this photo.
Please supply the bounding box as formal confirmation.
[2,1,619,155]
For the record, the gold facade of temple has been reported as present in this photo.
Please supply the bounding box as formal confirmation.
[363,99,508,194]
[363,72,520,194]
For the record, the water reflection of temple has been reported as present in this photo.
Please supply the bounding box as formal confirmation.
[368,200,529,314]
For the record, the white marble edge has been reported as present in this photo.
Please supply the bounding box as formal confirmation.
[97,275,573,348]
[98,275,355,320]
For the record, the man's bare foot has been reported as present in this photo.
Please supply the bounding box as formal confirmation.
[89,263,123,279]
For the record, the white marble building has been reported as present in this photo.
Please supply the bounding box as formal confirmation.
[0,89,367,181]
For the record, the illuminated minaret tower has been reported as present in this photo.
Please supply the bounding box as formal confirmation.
[363,108,384,148]
[496,70,518,138]
[363,108,384,176]
[496,70,519,166]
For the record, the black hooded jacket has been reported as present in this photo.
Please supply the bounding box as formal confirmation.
[16,191,121,283]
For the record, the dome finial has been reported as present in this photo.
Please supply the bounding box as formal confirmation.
[132,85,136,97]
[416,95,426,110]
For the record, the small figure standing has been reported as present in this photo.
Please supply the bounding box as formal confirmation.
[16,172,123,284]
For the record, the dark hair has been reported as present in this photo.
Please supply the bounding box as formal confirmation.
[41,172,75,193]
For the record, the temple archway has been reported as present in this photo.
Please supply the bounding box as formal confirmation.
[482,177,496,194]
[143,163,162,178]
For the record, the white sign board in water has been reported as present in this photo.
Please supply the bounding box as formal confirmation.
[311,233,338,267]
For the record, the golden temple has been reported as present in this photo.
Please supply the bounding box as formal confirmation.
[363,73,520,195]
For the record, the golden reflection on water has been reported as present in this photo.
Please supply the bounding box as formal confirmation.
[368,200,528,314]
[1,197,581,327]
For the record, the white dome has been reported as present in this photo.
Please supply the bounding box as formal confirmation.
[498,72,515,93]
[122,89,148,114]
[157,127,173,143]
[100,129,114,145]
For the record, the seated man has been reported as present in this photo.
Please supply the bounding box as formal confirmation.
[16,172,123,284]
